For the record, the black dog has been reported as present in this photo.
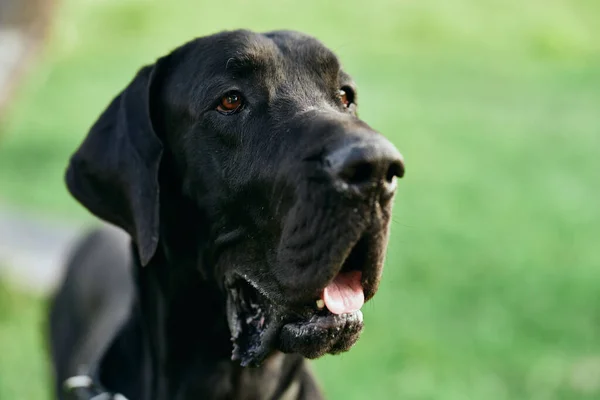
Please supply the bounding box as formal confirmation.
[48,29,404,400]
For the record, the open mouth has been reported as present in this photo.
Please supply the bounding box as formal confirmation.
[225,234,373,367]
[318,234,370,314]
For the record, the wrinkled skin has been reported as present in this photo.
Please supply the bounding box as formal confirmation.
[160,30,403,366]
[49,29,404,400]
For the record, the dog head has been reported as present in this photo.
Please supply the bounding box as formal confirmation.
[67,29,404,367]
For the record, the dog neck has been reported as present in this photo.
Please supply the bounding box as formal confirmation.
[105,239,308,400]
[98,168,315,399]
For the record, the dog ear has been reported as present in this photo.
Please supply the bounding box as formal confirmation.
[66,60,167,266]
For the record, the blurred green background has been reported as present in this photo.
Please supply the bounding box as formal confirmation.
[0,0,599,399]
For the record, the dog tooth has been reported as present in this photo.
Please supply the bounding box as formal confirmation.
[316,299,325,309]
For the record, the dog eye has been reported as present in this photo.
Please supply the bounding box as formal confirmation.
[217,92,244,114]
[339,87,355,108]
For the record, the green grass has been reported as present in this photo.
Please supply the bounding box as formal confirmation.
[1,0,599,398]
[0,281,51,400]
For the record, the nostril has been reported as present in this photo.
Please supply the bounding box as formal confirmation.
[341,162,374,186]
[325,139,404,194]
[385,161,405,183]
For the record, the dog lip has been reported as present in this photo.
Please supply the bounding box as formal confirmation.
[278,308,365,358]
[226,276,280,367]
[284,308,363,330]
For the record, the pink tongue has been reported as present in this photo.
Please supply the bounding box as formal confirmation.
[323,271,365,315]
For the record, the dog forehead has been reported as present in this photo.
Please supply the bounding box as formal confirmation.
[189,30,280,74]
[266,31,339,64]
[211,30,340,68]
[184,30,341,79]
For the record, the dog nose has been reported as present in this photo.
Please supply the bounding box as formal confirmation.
[325,136,404,198]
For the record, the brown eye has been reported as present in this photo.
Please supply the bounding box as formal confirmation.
[217,92,243,113]
[339,87,354,108]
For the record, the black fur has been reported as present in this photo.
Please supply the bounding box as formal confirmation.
[48,29,404,400]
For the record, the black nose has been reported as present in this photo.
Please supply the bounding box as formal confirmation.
[325,136,404,198]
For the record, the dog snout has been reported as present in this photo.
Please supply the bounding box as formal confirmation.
[325,135,404,198]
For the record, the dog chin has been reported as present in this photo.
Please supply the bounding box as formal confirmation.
[225,276,365,367]
[278,309,364,359]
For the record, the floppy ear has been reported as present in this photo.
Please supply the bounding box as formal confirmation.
[66,61,166,266]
